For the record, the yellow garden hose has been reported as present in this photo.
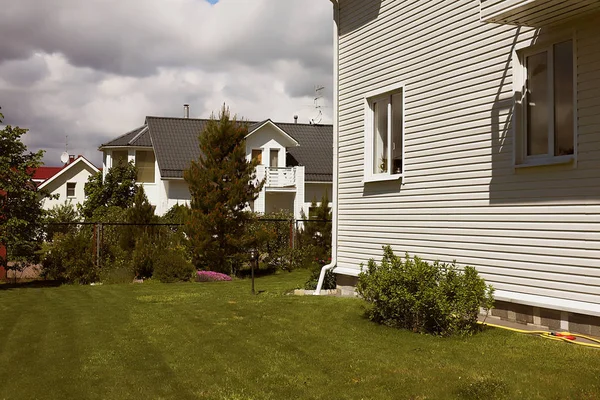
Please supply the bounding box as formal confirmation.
[478,320,600,349]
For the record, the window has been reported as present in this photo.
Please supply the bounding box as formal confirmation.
[270,149,279,168]
[365,85,404,181]
[252,149,262,164]
[66,182,76,198]
[112,150,128,167]
[135,150,155,183]
[518,39,574,164]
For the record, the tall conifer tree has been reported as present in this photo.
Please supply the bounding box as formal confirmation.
[184,106,263,273]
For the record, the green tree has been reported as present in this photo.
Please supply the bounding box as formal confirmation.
[301,191,332,261]
[44,201,80,241]
[184,105,263,273]
[0,110,50,273]
[79,161,138,220]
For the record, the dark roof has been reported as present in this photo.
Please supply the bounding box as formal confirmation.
[100,126,152,147]
[146,117,210,179]
[104,117,333,182]
[277,123,333,182]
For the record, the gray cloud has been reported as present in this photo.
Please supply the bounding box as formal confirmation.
[0,0,334,166]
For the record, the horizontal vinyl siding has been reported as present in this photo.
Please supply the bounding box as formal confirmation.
[336,0,600,309]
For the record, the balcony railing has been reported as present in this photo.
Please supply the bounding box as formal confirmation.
[265,167,296,188]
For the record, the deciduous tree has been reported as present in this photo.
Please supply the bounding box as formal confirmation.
[0,110,50,273]
[79,161,138,220]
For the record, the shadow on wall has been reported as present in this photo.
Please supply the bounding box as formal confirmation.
[338,0,382,36]
[488,24,600,204]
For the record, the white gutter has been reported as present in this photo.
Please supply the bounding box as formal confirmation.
[315,0,340,295]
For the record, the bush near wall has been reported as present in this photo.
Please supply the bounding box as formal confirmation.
[357,246,494,337]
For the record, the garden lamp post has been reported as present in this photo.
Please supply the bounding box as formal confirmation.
[250,248,257,295]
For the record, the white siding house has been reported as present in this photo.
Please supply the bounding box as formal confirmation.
[100,116,333,219]
[37,156,100,210]
[324,0,600,331]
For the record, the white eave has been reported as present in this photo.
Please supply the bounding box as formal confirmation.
[245,120,300,148]
[480,0,600,27]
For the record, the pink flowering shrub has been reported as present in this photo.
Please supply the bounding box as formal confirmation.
[196,270,232,282]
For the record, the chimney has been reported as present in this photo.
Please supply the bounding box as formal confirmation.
[294,115,298,124]
[69,155,75,164]
[184,104,190,119]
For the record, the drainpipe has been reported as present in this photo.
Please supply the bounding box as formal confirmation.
[315,0,339,295]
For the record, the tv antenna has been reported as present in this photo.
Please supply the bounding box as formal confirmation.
[60,135,69,164]
[309,85,324,125]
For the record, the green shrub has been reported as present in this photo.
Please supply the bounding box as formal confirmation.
[153,246,195,283]
[41,230,98,284]
[131,234,157,279]
[304,267,336,290]
[357,246,494,336]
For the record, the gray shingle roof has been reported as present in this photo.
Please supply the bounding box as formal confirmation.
[276,123,333,182]
[105,117,332,182]
[101,126,151,147]
[146,117,210,178]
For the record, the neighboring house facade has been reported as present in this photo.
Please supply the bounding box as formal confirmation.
[35,156,100,210]
[325,0,600,331]
[99,116,333,218]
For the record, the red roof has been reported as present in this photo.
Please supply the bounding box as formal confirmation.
[33,166,64,181]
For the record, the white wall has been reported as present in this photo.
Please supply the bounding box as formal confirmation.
[335,2,600,313]
[41,163,98,210]
[245,125,288,168]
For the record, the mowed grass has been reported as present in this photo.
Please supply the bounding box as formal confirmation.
[1,271,599,400]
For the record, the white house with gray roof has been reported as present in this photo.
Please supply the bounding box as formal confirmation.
[322,0,600,333]
[99,116,332,218]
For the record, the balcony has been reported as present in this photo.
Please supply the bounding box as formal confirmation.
[480,0,600,27]
[255,166,298,191]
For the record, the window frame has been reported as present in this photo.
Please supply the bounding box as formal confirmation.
[66,182,76,198]
[135,150,156,184]
[363,83,406,183]
[514,35,577,168]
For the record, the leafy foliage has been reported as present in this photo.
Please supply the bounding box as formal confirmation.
[298,192,334,290]
[161,204,189,224]
[79,161,138,220]
[44,201,80,241]
[153,245,195,283]
[0,110,50,273]
[304,268,336,291]
[41,229,97,284]
[184,105,263,273]
[299,192,331,262]
[357,246,495,336]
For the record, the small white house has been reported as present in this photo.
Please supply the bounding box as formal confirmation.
[323,0,600,334]
[35,156,100,210]
[99,116,333,219]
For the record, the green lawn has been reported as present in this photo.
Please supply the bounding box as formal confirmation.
[1,271,598,400]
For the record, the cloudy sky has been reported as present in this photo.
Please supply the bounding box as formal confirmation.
[0,0,334,166]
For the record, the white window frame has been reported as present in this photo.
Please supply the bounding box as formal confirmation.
[66,182,76,198]
[514,34,577,168]
[363,83,405,183]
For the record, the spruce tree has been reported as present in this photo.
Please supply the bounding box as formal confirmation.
[184,106,263,273]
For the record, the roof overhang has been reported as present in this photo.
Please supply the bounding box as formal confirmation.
[245,120,299,147]
[39,157,100,190]
[480,0,600,27]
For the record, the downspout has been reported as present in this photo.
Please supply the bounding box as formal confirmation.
[315,0,340,295]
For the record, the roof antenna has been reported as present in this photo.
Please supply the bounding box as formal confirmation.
[60,135,69,165]
[309,85,324,125]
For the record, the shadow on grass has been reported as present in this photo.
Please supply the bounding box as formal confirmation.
[0,279,63,291]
